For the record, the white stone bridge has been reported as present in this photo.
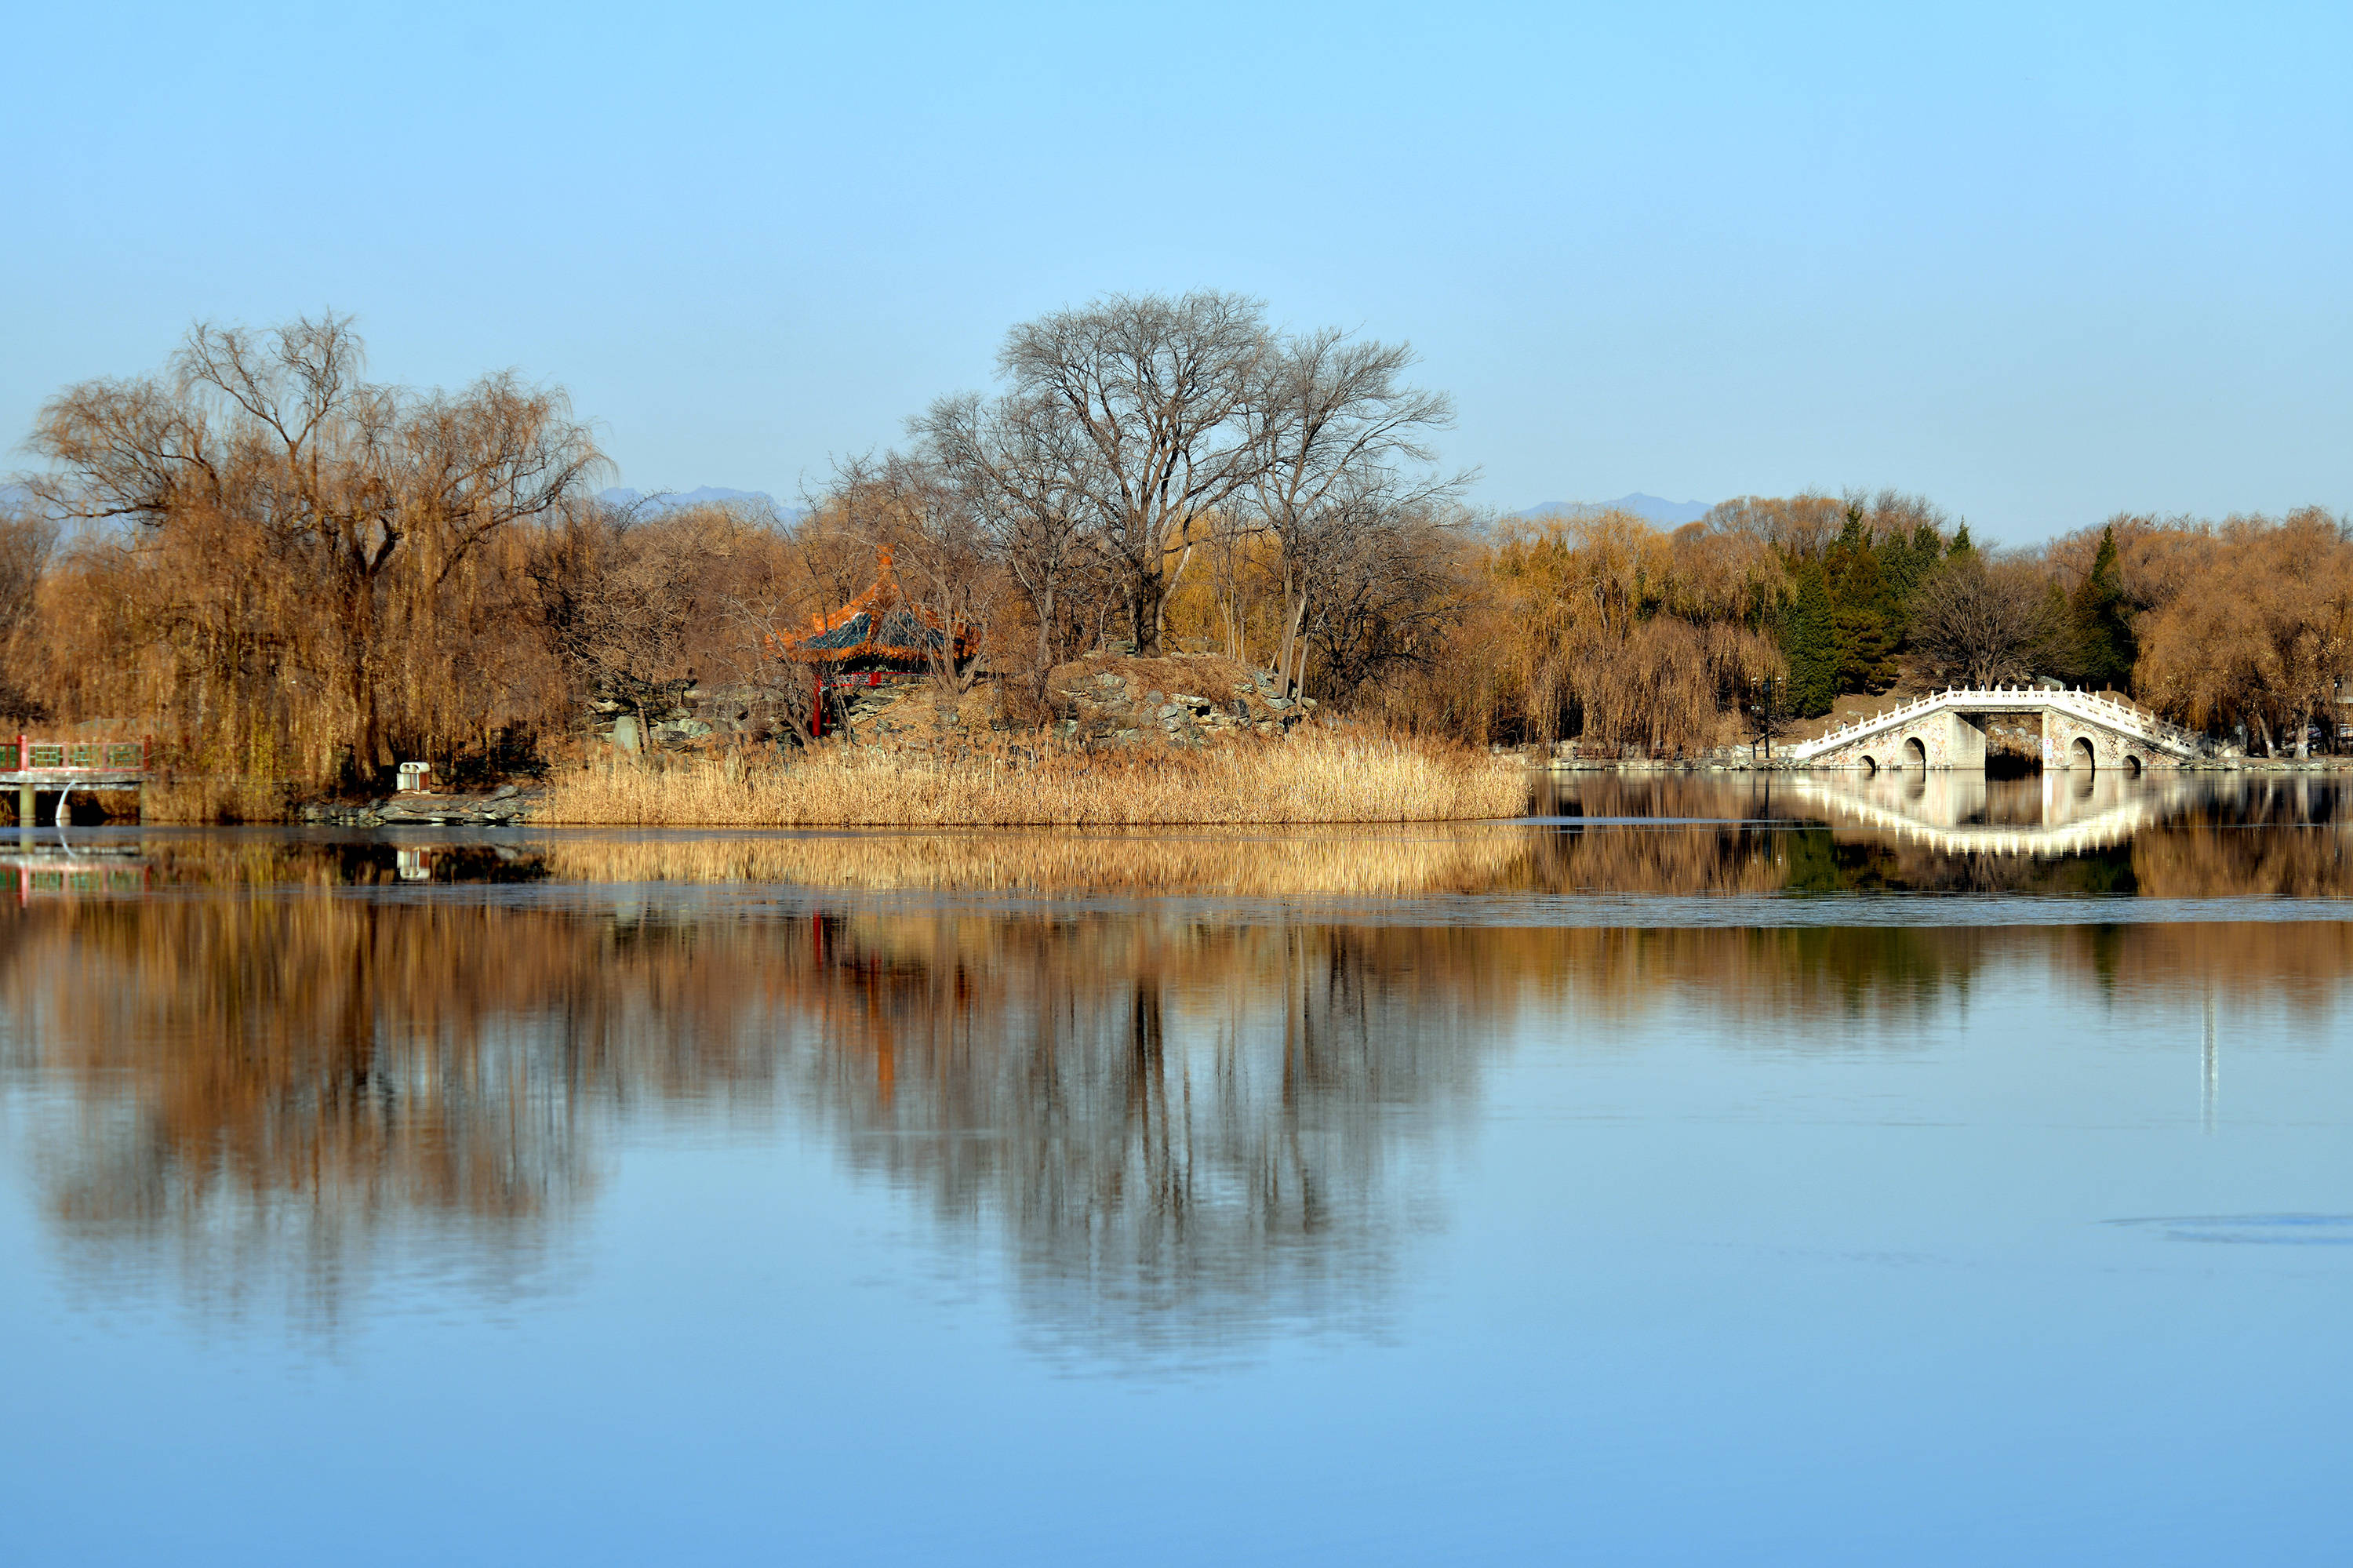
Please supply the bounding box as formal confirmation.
[1786,686,2208,772]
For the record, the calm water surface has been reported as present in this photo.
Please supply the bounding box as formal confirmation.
[5,773,2351,1563]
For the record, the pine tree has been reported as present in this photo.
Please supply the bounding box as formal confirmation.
[1877,522,1943,616]
[1781,559,1839,717]
[2069,525,2137,691]
[1947,522,1973,558]
[1825,515,1900,693]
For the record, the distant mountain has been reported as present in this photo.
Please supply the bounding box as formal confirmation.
[1516,493,1715,527]
[598,486,784,515]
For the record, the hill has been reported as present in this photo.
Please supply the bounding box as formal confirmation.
[1516,493,1713,526]
[598,486,787,515]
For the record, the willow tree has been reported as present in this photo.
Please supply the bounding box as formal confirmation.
[2137,509,2353,755]
[1495,511,1787,752]
[27,313,602,783]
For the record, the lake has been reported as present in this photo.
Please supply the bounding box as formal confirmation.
[4,772,2350,1563]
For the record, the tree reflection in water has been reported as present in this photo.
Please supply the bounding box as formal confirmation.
[1,778,2350,1345]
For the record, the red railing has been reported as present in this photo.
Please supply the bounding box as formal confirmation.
[9,863,151,902]
[1,735,150,773]
[809,671,922,737]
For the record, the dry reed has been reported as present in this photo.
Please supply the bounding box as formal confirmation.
[141,773,288,824]
[539,728,1523,828]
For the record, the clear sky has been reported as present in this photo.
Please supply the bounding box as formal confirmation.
[3,1,2345,541]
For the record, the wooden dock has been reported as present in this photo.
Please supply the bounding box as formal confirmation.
[0,737,150,824]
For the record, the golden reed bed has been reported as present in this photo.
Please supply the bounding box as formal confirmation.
[537,729,1525,829]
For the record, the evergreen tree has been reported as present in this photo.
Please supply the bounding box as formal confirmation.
[1877,521,1944,615]
[2069,525,2137,690]
[1825,515,1900,693]
[1780,558,1839,716]
[1947,522,1973,558]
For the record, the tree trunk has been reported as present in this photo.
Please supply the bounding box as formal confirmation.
[1129,575,1165,657]
[1273,589,1309,694]
[1032,581,1060,711]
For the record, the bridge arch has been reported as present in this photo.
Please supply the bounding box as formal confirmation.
[1903,737,1928,769]
[2123,752,2144,777]
[2070,735,2097,771]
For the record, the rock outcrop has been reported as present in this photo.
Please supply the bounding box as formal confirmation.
[300,784,541,828]
[1045,654,1318,750]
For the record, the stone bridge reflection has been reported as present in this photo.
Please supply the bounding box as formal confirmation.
[1788,770,2208,857]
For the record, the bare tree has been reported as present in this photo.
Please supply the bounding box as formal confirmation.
[1303,504,1477,700]
[996,291,1267,655]
[1907,554,2060,686]
[1241,327,1468,694]
[524,495,703,751]
[912,389,1107,698]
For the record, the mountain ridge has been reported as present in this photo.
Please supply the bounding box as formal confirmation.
[1515,493,1714,526]
[598,486,781,514]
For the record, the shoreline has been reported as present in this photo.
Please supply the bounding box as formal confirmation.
[191,751,2353,830]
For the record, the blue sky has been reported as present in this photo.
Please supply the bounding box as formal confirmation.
[2,1,2345,541]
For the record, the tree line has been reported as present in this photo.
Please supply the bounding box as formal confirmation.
[5,293,2350,797]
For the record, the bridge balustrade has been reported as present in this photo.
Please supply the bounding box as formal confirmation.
[1789,687,2206,767]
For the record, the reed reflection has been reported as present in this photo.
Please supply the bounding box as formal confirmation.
[37,769,2353,905]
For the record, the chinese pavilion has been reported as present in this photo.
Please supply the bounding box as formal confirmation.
[772,548,977,734]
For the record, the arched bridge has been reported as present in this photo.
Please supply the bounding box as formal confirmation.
[1786,686,2207,771]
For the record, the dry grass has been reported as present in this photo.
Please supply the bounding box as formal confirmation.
[539,727,1524,827]
[1047,649,1262,697]
[141,773,288,824]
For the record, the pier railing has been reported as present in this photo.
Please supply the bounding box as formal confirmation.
[0,737,150,773]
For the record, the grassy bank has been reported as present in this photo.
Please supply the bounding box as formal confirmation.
[539,729,1523,827]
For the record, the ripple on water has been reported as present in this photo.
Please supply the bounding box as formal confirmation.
[2106,1214,2353,1245]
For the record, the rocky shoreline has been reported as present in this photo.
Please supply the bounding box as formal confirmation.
[297,784,543,827]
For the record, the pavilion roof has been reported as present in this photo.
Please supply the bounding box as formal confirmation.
[773,548,976,668]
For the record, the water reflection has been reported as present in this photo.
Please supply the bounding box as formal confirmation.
[4,868,2348,1342]
[0,772,2340,906]
[5,773,2351,1341]
[1538,772,2353,897]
